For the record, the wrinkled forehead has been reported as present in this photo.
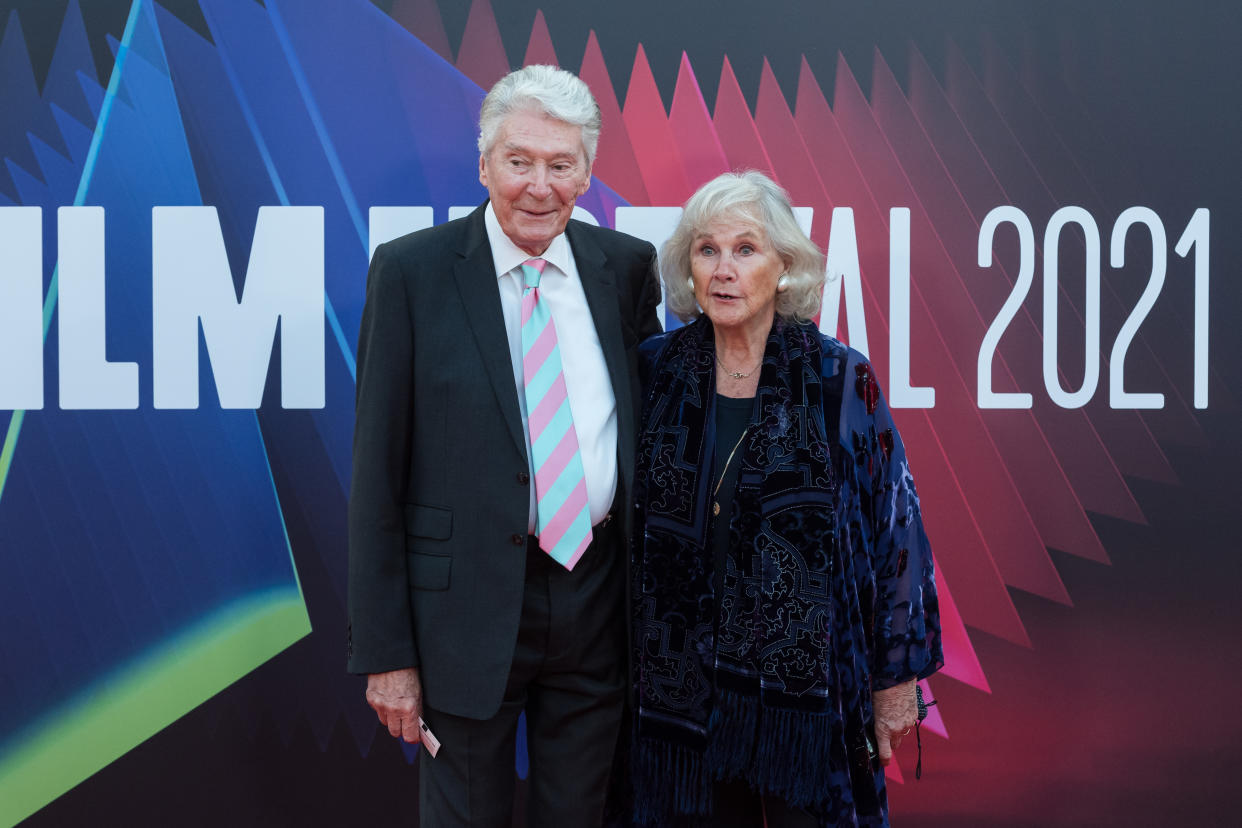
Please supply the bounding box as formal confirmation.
[489,107,586,160]
[692,205,767,241]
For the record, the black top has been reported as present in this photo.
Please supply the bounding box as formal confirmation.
[711,393,754,599]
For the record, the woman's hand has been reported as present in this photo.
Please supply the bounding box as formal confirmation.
[872,679,918,766]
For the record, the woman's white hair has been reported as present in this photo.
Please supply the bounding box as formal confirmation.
[661,171,826,323]
[477,65,602,165]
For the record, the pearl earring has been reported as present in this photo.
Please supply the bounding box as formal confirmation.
[687,276,695,291]
[777,273,790,292]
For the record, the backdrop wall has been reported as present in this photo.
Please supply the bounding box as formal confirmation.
[1,0,1239,825]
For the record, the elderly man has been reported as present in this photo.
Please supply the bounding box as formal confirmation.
[347,65,661,826]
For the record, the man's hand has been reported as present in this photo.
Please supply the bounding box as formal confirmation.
[872,679,918,766]
[366,667,423,743]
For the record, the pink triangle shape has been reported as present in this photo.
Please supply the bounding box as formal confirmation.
[753,58,826,212]
[712,56,774,176]
[668,53,729,188]
[522,9,558,67]
[389,0,452,63]
[577,30,648,206]
[622,43,692,205]
[455,0,511,91]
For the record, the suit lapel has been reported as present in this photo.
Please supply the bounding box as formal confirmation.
[567,222,636,494]
[452,205,527,458]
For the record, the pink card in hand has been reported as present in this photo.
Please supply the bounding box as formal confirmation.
[418,716,441,758]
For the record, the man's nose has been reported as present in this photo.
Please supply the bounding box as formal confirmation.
[528,165,553,197]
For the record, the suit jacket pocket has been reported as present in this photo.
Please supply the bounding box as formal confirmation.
[407,550,451,591]
[404,502,452,539]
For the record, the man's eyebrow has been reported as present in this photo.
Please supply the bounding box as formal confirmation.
[500,141,580,161]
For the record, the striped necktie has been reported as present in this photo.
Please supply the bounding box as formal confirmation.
[520,258,593,570]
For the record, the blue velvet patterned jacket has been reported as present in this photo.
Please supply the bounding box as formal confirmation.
[630,318,943,826]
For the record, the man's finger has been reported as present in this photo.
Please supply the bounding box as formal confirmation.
[387,715,404,739]
[402,715,422,744]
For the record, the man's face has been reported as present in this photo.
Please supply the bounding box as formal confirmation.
[479,108,593,256]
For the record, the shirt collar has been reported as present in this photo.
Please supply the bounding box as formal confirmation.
[484,202,573,281]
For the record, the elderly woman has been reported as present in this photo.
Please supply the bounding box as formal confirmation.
[629,171,942,827]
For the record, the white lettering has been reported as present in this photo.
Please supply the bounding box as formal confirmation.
[819,208,870,357]
[888,208,934,408]
[368,206,433,260]
[977,206,1035,409]
[1042,206,1100,409]
[1174,208,1210,409]
[58,207,139,409]
[152,206,324,409]
[0,207,43,410]
[615,206,682,328]
[1109,207,1165,409]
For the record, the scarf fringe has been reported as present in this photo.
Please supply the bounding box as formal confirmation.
[632,736,713,825]
[636,688,843,822]
[711,686,839,809]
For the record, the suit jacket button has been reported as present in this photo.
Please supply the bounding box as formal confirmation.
[517,471,530,485]
[511,533,524,546]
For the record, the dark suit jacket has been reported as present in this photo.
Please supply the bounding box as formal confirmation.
[347,202,661,720]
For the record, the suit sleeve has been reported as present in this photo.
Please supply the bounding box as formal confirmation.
[347,241,419,674]
[845,350,943,690]
[632,243,663,340]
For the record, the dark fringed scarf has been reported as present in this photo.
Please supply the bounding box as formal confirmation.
[631,318,873,824]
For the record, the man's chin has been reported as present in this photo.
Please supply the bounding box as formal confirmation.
[513,220,567,251]
[516,214,562,231]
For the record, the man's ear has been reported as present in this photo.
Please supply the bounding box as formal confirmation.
[478,154,488,188]
[577,161,593,197]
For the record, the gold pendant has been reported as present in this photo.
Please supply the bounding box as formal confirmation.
[712,501,720,516]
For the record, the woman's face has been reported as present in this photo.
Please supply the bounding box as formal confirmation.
[690,216,787,336]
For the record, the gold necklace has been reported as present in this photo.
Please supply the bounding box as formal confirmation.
[712,426,750,516]
[715,353,760,380]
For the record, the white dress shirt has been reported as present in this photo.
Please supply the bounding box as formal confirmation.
[485,203,618,532]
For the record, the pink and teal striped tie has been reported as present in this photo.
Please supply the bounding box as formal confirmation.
[520,258,593,570]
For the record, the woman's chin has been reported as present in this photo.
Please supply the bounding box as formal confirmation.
[706,307,770,336]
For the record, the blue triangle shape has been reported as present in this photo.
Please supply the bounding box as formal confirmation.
[43,0,99,128]
[49,102,95,168]
[29,131,79,204]
[76,69,105,121]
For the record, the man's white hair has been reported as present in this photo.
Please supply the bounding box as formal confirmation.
[477,65,602,164]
